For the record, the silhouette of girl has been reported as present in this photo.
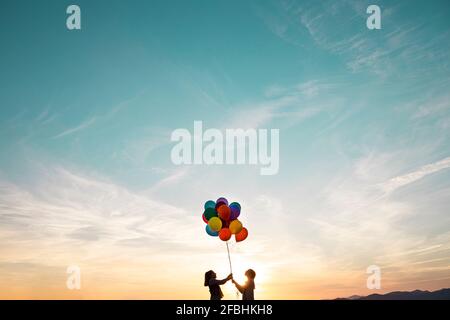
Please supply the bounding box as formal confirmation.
[204,270,232,300]
[232,269,256,300]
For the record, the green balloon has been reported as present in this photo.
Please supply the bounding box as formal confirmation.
[204,207,218,220]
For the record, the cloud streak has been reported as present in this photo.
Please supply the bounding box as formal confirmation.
[53,117,96,139]
[381,156,450,193]
[258,0,450,79]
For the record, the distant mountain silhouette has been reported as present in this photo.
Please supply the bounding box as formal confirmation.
[336,288,450,300]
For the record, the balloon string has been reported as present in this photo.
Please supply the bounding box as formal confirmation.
[226,241,240,299]
[226,241,232,274]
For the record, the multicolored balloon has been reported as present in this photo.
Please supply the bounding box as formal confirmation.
[205,225,218,237]
[235,227,248,242]
[229,202,241,220]
[204,207,217,220]
[202,198,248,243]
[215,197,228,210]
[219,228,232,241]
[229,219,243,234]
[217,205,231,221]
[208,216,222,232]
[204,200,216,210]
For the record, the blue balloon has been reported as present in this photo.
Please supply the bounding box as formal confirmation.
[229,202,241,210]
[204,200,216,210]
[206,224,219,237]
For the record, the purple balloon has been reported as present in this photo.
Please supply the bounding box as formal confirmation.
[215,197,228,209]
[229,203,241,220]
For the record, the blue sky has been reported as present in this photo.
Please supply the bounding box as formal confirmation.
[1,0,450,299]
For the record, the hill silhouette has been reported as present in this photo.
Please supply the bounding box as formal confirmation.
[336,288,450,300]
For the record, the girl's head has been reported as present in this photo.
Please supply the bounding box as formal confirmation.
[204,270,216,286]
[245,269,256,280]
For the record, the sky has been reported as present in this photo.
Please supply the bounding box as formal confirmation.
[1,0,450,299]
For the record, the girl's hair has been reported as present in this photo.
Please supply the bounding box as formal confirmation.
[204,270,214,286]
[246,269,256,279]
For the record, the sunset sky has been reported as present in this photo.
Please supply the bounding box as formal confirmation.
[1,0,450,299]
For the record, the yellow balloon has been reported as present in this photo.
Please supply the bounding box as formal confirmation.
[229,219,243,234]
[208,217,222,232]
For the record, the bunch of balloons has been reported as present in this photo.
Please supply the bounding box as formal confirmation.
[202,197,248,242]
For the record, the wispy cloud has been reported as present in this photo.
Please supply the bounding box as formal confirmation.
[0,164,315,298]
[258,0,450,78]
[147,166,191,192]
[412,94,450,119]
[229,80,335,129]
[380,156,450,193]
[52,117,96,139]
[301,146,450,293]
[0,164,216,298]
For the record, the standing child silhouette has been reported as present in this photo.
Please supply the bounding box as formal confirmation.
[204,270,232,300]
[232,269,256,300]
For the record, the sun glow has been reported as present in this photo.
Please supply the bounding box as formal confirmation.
[215,252,270,300]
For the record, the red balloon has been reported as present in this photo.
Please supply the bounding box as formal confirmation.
[219,228,232,241]
[202,213,208,224]
[235,227,248,242]
[217,205,231,221]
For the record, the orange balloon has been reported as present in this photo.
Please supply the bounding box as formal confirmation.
[217,205,231,221]
[235,227,248,242]
[219,228,232,241]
